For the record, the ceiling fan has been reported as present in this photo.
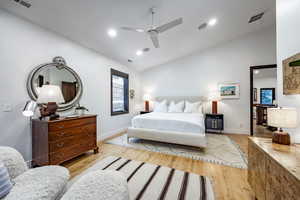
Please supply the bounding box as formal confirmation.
[121,7,183,48]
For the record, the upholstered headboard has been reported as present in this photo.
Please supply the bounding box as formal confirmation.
[155,96,208,103]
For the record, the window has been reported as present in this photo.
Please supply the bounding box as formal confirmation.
[260,88,275,105]
[111,69,129,115]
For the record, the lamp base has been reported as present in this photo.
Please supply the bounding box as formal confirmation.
[272,131,290,145]
[212,101,218,114]
[145,101,150,112]
[40,102,59,120]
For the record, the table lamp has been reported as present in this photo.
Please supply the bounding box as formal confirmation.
[37,85,65,120]
[267,107,298,145]
[209,91,221,114]
[143,94,151,112]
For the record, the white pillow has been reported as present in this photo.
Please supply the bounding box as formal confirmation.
[168,101,184,113]
[153,100,168,112]
[184,101,202,113]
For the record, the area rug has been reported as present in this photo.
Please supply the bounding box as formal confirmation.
[71,156,215,200]
[106,134,247,169]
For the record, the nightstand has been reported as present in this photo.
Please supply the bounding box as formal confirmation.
[140,111,151,115]
[205,114,224,133]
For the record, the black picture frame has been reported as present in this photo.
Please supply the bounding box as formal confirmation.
[260,88,275,105]
[253,88,257,102]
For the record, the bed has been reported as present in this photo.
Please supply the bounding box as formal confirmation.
[127,96,208,148]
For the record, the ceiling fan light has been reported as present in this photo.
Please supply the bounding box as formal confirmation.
[208,18,217,26]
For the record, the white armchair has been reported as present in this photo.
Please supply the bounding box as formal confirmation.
[0,146,129,200]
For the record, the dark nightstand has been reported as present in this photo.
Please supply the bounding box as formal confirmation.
[205,114,224,133]
[140,111,151,115]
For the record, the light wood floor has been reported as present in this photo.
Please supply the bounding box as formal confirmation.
[63,134,254,200]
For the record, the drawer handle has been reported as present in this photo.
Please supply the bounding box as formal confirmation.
[58,125,65,129]
[56,142,64,148]
[87,132,93,137]
[59,132,66,136]
[56,153,64,159]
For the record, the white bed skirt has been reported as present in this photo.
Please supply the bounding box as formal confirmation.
[127,127,207,148]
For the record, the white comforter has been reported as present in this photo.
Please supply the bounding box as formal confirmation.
[132,112,205,134]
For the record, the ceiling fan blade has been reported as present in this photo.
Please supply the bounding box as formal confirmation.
[150,32,160,48]
[120,27,145,33]
[156,18,183,33]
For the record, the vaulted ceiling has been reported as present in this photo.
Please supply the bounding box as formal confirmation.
[0,0,275,71]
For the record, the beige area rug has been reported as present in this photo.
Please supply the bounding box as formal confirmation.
[71,156,215,200]
[106,134,247,169]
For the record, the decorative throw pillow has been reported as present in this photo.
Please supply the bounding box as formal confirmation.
[153,100,168,112]
[168,101,184,113]
[0,161,13,198]
[184,101,202,113]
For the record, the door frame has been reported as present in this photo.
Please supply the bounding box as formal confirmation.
[250,64,277,136]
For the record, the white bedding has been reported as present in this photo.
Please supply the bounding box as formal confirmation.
[131,112,205,134]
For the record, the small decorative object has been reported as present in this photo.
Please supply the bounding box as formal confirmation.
[219,82,240,99]
[208,90,221,114]
[22,100,37,117]
[267,107,298,145]
[143,94,151,112]
[129,89,135,99]
[37,85,65,120]
[283,52,300,95]
[75,104,89,116]
[53,56,66,69]
[253,88,257,102]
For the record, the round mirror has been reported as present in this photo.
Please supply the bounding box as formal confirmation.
[27,57,83,111]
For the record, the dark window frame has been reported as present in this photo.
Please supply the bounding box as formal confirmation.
[260,88,276,105]
[111,68,129,116]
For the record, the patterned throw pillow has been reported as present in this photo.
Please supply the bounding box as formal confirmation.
[0,161,13,198]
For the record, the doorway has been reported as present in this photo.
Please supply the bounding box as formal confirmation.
[250,64,277,136]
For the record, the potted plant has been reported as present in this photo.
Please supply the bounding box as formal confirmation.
[75,104,89,116]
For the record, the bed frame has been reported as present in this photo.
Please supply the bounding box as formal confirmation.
[127,96,208,148]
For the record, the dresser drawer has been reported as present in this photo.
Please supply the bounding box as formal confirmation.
[49,124,96,141]
[49,117,96,132]
[49,130,96,153]
[49,140,97,164]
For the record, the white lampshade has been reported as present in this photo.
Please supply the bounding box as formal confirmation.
[36,85,65,104]
[268,107,298,128]
[143,94,151,101]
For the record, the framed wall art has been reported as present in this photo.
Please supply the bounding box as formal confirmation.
[219,82,240,99]
[283,52,300,95]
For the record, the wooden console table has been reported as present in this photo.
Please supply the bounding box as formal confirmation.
[248,137,300,200]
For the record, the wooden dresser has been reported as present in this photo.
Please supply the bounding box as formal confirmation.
[32,115,98,166]
[248,137,300,200]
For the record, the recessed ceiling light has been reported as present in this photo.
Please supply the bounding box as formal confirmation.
[136,50,143,56]
[254,70,260,74]
[208,18,217,26]
[107,29,117,38]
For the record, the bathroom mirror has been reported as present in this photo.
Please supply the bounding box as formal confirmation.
[27,57,83,111]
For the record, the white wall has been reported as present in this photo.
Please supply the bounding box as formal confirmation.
[253,77,277,104]
[0,9,141,161]
[141,27,277,134]
[277,0,300,143]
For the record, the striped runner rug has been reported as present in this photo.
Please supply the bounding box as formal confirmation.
[70,156,215,200]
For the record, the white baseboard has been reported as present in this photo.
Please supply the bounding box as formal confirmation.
[99,127,128,141]
[223,128,250,135]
